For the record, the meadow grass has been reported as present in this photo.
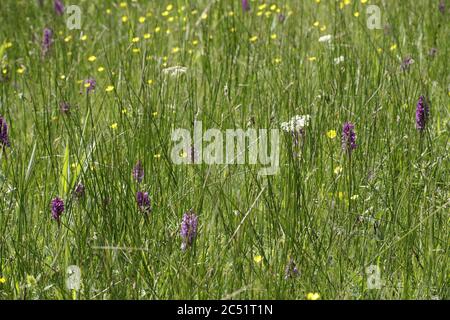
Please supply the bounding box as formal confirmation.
[0,0,448,299]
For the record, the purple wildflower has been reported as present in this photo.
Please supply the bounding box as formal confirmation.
[136,191,151,213]
[42,28,53,57]
[54,0,64,15]
[132,160,144,183]
[180,209,198,250]
[415,95,429,131]
[0,116,11,148]
[74,182,85,198]
[51,197,64,224]
[429,48,437,57]
[342,122,357,153]
[59,101,70,114]
[242,0,250,12]
[401,56,414,71]
[439,1,445,14]
[284,259,299,279]
[84,78,96,94]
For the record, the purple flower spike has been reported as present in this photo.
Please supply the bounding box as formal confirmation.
[74,182,85,198]
[132,160,144,183]
[439,1,445,14]
[180,209,198,250]
[342,122,357,153]
[54,0,64,15]
[84,78,96,94]
[242,0,250,12]
[401,56,414,71]
[42,28,53,57]
[136,191,151,214]
[0,116,11,148]
[415,95,429,131]
[284,259,299,279]
[51,197,64,224]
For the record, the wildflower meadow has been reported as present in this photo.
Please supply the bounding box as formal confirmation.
[0,0,448,300]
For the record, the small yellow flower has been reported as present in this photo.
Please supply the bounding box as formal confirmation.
[361,0,368,3]
[132,37,140,43]
[80,35,88,41]
[172,47,180,53]
[152,111,158,117]
[354,11,360,17]
[308,56,317,62]
[254,255,263,263]
[132,48,140,54]
[122,109,127,114]
[228,11,234,16]
[350,194,359,200]
[334,166,343,175]
[17,67,25,74]
[257,11,263,16]
[147,79,154,85]
[201,13,208,20]
[258,4,267,10]
[154,153,161,159]
[390,44,397,51]
[97,66,105,72]
[106,8,111,14]
[60,74,66,80]
[306,292,320,300]
[377,48,383,53]
[0,276,6,284]
[144,33,151,39]
[119,2,127,8]
[270,4,277,10]
[4,42,12,48]
[122,16,128,23]
[138,16,146,23]
[110,123,118,130]
[274,58,282,64]
[192,40,199,46]
[326,130,337,139]
[313,21,320,27]
[155,26,161,33]
[249,35,258,42]
[270,34,277,40]
[64,35,72,42]
[166,4,173,11]
[88,55,97,62]
[105,85,114,92]
[320,25,327,31]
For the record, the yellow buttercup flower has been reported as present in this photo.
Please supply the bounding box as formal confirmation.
[97,66,105,72]
[390,44,397,51]
[0,276,6,284]
[17,67,25,74]
[105,85,114,92]
[249,35,258,42]
[122,16,128,23]
[270,34,277,40]
[110,123,118,130]
[354,11,360,17]
[306,292,320,300]
[144,33,151,39]
[334,166,343,175]
[88,55,97,62]
[254,255,263,263]
[132,37,140,43]
[326,130,337,139]
[80,35,88,41]
[308,56,317,62]
[138,16,146,23]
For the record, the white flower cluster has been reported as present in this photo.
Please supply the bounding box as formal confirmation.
[162,66,187,77]
[280,115,311,133]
